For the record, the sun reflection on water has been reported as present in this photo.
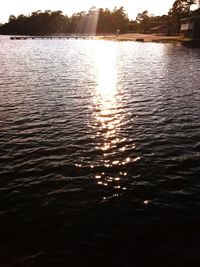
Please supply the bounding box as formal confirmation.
[93,43,120,154]
[85,42,142,196]
[88,42,140,195]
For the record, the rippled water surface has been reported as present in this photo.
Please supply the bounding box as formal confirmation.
[1,36,200,266]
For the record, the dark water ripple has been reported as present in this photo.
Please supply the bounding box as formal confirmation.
[1,37,200,266]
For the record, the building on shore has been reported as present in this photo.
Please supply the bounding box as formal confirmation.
[181,16,200,39]
[150,24,168,35]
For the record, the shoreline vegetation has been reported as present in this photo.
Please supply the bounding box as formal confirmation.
[1,0,200,46]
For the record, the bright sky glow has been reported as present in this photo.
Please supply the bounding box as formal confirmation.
[0,0,175,23]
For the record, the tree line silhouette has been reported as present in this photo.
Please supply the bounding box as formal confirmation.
[0,7,129,35]
[0,0,199,35]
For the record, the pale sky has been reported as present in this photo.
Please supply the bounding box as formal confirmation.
[0,0,175,23]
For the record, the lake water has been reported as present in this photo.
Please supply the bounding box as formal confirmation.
[1,36,200,266]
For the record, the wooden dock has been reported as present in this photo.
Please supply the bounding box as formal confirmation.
[10,35,94,40]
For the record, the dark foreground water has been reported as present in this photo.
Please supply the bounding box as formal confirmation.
[1,36,200,266]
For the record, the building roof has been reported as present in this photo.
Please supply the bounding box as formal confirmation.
[181,16,200,21]
[150,24,167,31]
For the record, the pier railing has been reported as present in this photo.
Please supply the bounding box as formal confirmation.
[10,35,94,40]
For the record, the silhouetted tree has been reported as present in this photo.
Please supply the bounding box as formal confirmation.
[169,0,195,32]
[112,7,129,33]
[136,10,150,33]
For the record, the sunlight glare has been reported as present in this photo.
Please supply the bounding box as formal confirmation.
[76,6,99,34]
[92,42,120,151]
[90,42,137,191]
[95,43,118,97]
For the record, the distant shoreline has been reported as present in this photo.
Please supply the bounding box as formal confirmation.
[4,33,198,46]
[98,33,191,44]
